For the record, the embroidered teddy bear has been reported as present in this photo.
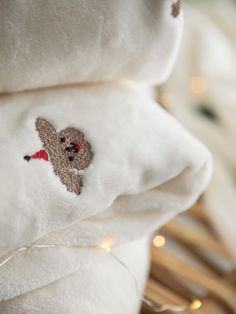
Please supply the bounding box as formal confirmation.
[24,118,93,195]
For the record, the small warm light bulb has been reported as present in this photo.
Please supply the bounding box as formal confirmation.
[153,235,166,248]
[160,92,174,108]
[190,76,208,94]
[100,237,113,252]
[190,299,202,310]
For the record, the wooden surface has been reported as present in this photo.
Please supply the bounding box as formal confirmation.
[140,201,236,314]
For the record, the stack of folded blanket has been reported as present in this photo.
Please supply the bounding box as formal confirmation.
[0,1,212,313]
[163,1,236,260]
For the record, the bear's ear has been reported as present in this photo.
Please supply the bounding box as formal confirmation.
[36,118,56,133]
[35,118,56,144]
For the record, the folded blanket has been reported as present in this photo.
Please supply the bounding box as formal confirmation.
[0,236,150,314]
[162,2,236,259]
[0,82,212,258]
[0,0,183,93]
[0,1,213,313]
[0,82,212,313]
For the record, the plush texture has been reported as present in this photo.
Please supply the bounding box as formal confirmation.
[0,83,212,258]
[0,1,213,313]
[0,236,150,313]
[0,0,183,93]
[0,82,212,313]
[162,1,236,259]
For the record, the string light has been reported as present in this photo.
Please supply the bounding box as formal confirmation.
[190,299,202,310]
[153,235,166,248]
[143,297,188,313]
[190,76,208,94]
[143,296,203,313]
[160,92,174,108]
[0,238,202,313]
[0,244,57,268]
[99,237,114,252]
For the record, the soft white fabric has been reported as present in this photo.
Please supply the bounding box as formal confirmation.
[0,82,212,257]
[162,1,236,259]
[0,236,150,313]
[0,0,183,93]
[0,1,213,313]
[0,82,212,312]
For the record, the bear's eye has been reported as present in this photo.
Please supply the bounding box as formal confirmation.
[60,137,66,143]
[68,156,74,161]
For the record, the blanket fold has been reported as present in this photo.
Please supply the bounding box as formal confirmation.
[0,83,212,258]
[0,0,183,93]
[0,1,213,313]
[0,237,150,314]
[0,82,212,313]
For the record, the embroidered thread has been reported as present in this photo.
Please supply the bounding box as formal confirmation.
[171,0,181,18]
[24,150,49,161]
[24,118,93,195]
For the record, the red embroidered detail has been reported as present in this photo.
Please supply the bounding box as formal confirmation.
[76,143,82,150]
[31,150,49,161]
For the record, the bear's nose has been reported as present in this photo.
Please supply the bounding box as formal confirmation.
[65,143,81,153]
[65,146,74,152]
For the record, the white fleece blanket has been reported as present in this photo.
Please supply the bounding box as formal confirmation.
[162,1,236,260]
[0,1,213,313]
[0,83,212,257]
[0,236,150,314]
[0,82,212,313]
[0,0,183,93]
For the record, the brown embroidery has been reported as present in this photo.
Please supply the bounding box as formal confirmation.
[25,118,93,195]
[171,0,181,18]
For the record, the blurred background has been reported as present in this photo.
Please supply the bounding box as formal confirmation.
[141,1,236,313]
